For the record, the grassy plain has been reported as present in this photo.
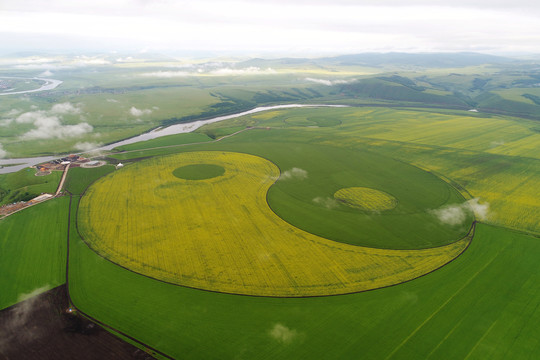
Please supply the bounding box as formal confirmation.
[100,106,540,235]
[0,103,535,356]
[0,168,61,205]
[113,132,211,152]
[0,197,69,310]
[78,151,469,296]
[63,165,115,195]
[226,107,539,234]
[2,57,540,357]
[69,222,540,359]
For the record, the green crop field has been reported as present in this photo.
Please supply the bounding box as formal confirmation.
[0,168,62,205]
[78,151,470,296]
[2,89,539,358]
[0,197,69,309]
[63,165,115,195]
[69,222,540,359]
[113,132,212,152]
[63,104,539,357]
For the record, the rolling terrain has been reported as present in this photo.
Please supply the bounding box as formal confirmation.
[1,53,539,359]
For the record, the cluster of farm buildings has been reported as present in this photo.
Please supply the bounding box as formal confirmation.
[36,154,86,174]
[1,155,106,218]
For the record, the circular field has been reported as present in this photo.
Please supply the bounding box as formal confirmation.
[78,151,471,297]
[334,187,397,211]
[259,142,472,249]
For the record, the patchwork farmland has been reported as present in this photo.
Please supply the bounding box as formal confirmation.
[2,105,539,359]
[78,151,472,297]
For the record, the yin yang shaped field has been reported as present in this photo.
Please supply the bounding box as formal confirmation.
[78,151,472,297]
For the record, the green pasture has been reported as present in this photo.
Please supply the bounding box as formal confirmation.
[107,127,471,250]
[63,165,115,195]
[493,88,540,105]
[0,69,330,158]
[113,132,211,152]
[0,197,69,310]
[0,168,61,206]
[212,137,469,249]
[204,106,540,234]
[2,99,539,358]
[69,221,540,359]
[107,105,540,235]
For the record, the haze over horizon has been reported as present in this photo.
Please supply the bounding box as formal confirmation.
[1,0,539,57]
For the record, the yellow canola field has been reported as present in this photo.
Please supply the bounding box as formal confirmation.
[334,187,397,211]
[79,151,471,297]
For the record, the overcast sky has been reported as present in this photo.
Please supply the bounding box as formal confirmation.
[1,0,539,56]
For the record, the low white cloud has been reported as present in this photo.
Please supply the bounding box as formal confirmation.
[21,118,92,140]
[6,109,22,117]
[431,204,467,226]
[15,63,63,70]
[0,119,13,127]
[280,167,308,180]
[15,103,92,140]
[129,106,152,117]
[140,67,276,77]
[0,143,7,158]
[10,56,110,70]
[0,285,50,352]
[490,140,505,148]
[74,141,102,151]
[106,98,119,103]
[313,196,339,209]
[50,102,81,115]
[39,70,54,77]
[73,56,111,66]
[210,67,276,76]
[116,56,137,63]
[467,198,490,221]
[13,57,56,65]
[268,323,300,345]
[430,198,490,225]
[18,285,51,302]
[140,71,192,78]
[305,78,356,86]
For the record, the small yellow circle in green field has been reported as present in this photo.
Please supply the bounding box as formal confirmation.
[334,187,397,211]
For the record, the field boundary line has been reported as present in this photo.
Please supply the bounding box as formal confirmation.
[384,241,506,360]
[64,192,174,360]
[463,319,499,360]
[425,317,466,359]
[74,151,477,298]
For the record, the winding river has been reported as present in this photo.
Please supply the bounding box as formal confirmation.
[0,77,63,96]
[0,104,347,174]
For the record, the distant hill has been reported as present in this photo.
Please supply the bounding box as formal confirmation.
[238,52,516,69]
[337,78,470,108]
[318,52,515,68]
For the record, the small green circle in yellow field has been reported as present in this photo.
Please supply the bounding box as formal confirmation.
[334,187,397,211]
[173,164,225,180]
